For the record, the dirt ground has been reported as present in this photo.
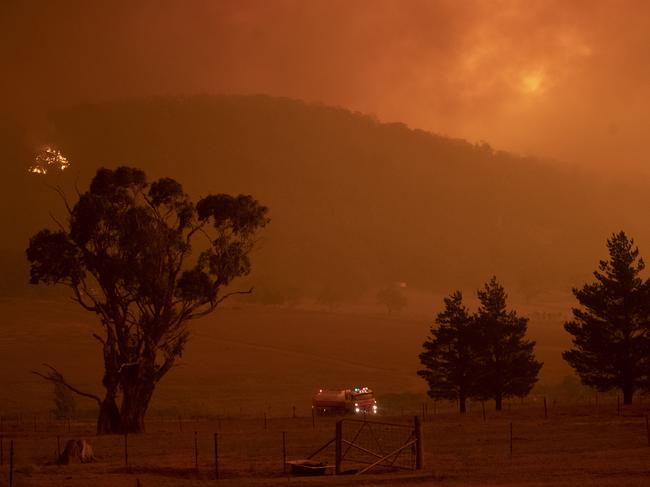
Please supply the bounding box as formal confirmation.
[2,401,650,487]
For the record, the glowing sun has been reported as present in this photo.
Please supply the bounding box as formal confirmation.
[520,70,546,95]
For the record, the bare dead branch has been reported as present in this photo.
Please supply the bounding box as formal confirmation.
[48,211,68,233]
[71,285,98,312]
[215,287,254,305]
[154,357,176,382]
[74,174,82,198]
[44,184,73,214]
[187,287,254,321]
[31,363,102,406]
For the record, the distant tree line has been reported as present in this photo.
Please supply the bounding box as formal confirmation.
[419,231,650,412]
[376,285,407,315]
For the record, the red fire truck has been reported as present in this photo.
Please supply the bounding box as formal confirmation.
[312,386,378,415]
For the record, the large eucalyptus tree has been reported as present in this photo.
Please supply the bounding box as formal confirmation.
[27,166,269,433]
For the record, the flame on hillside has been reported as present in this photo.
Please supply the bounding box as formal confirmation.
[29,146,70,174]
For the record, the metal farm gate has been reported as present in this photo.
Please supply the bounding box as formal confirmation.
[306,416,423,475]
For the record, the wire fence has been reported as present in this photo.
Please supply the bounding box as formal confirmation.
[0,396,649,485]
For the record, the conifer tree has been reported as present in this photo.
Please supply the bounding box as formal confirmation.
[475,277,542,410]
[563,231,650,404]
[418,291,479,413]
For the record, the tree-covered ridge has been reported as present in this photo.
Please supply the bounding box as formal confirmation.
[4,95,649,300]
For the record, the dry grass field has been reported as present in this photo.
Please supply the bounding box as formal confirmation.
[2,297,648,486]
[1,402,650,486]
[0,296,572,417]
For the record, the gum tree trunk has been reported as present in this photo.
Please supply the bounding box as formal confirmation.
[495,392,503,411]
[97,392,121,434]
[623,386,633,405]
[120,380,155,433]
[96,332,123,434]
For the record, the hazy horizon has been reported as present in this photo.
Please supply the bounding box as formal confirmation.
[3,0,650,175]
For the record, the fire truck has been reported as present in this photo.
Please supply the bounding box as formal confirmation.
[312,386,378,415]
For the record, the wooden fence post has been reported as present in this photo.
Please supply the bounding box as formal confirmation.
[292,406,296,419]
[9,439,14,487]
[213,432,219,480]
[509,422,513,457]
[282,431,287,474]
[124,433,128,467]
[194,431,199,471]
[543,397,548,419]
[335,420,342,475]
[414,415,423,470]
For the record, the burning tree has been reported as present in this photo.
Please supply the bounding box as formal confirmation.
[27,167,269,433]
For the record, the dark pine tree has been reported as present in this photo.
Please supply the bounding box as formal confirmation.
[475,277,542,411]
[418,291,479,413]
[563,231,650,405]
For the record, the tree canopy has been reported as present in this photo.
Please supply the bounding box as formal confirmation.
[27,166,269,433]
[474,277,542,410]
[563,231,650,404]
[418,291,478,413]
[419,278,541,412]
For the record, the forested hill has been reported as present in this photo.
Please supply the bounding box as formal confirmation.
[2,95,649,301]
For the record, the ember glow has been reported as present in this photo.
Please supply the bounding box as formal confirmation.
[29,146,70,175]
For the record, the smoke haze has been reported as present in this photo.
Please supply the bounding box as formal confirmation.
[3,0,650,172]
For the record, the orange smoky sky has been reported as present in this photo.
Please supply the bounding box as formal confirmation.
[2,0,649,172]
